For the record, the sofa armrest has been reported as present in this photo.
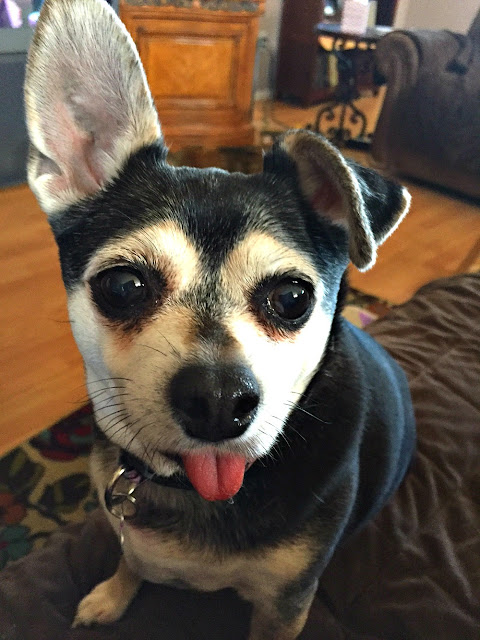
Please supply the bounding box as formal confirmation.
[372,28,466,167]
[375,32,420,91]
[371,32,419,166]
[375,27,467,89]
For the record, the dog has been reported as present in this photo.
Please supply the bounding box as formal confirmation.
[24,1,415,638]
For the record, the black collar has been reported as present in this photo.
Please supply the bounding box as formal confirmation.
[120,450,194,491]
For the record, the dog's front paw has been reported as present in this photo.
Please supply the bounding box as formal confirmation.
[72,579,131,627]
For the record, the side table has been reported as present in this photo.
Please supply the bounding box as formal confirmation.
[309,23,391,148]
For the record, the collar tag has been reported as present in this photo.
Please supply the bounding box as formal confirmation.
[104,464,143,520]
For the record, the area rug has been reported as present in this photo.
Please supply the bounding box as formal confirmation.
[0,291,391,570]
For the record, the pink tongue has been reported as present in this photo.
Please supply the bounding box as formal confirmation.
[182,451,246,501]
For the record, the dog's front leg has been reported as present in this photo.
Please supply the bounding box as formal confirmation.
[247,577,318,640]
[72,556,142,627]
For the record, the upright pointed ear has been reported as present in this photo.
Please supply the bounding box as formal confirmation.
[264,130,411,271]
[25,0,162,216]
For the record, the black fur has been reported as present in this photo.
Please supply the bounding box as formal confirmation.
[53,138,414,636]
[111,287,414,553]
[52,144,349,308]
[58,141,414,556]
[350,160,405,242]
[24,0,413,632]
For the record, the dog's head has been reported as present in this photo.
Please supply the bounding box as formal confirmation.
[25,0,410,501]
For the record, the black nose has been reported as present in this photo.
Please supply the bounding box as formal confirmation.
[168,364,261,442]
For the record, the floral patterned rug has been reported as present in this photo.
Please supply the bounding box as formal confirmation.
[0,289,391,570]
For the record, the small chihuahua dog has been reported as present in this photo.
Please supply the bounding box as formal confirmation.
[24,1,415,638]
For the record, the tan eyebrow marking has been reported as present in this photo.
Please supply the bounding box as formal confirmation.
[219,230,319,306]
[84,220,203,293]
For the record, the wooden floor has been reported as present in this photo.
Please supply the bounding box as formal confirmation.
[1,97,480,455]
[0,185,86,455]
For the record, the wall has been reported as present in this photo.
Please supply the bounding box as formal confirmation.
[254,0,284,99]
[394,0,479,33]
[0,52,29,187]
[259,0,283,47]
[0,26,33,187]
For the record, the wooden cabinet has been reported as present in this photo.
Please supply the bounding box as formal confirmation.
[120,1,264,150]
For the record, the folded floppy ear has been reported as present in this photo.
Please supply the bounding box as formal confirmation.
[264,130,411,271]
[25,0,161,216]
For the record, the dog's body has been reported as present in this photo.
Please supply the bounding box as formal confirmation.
[85,308,414,639]
[24,1,415,638]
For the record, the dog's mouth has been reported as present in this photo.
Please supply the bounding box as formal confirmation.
[127,449,255,502]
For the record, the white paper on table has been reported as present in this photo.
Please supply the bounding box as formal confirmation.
[341,0,370,35]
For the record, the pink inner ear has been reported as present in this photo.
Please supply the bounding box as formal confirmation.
[311,181,342,220]
[43,100,104,196]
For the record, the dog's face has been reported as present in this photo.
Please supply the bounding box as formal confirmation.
[25,0,410,500]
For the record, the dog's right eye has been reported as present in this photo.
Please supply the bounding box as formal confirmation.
[90,267,149,318]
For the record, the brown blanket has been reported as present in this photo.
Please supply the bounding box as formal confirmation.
[1,274,479,640]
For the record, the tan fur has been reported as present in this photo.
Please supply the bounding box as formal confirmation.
[217,231,331,460]
[74,519,315,639]
[80,448,316,637]
[119,526,314,593]
[249,590,316,640]
[26,3,411,639]
[72,446,318,637]
[220,231,319,307]
[73,556,142,627]
[220,230,323,345]
[67,222,332,475]
[84,221,202,292]
[106,304,198,362]
[70,222,330,637]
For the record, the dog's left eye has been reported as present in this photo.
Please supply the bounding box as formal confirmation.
[91,267,148,316]
[267,279,313,321]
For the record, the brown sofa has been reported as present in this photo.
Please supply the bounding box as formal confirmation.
[1,273,479,639]
[372,12,480,199]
